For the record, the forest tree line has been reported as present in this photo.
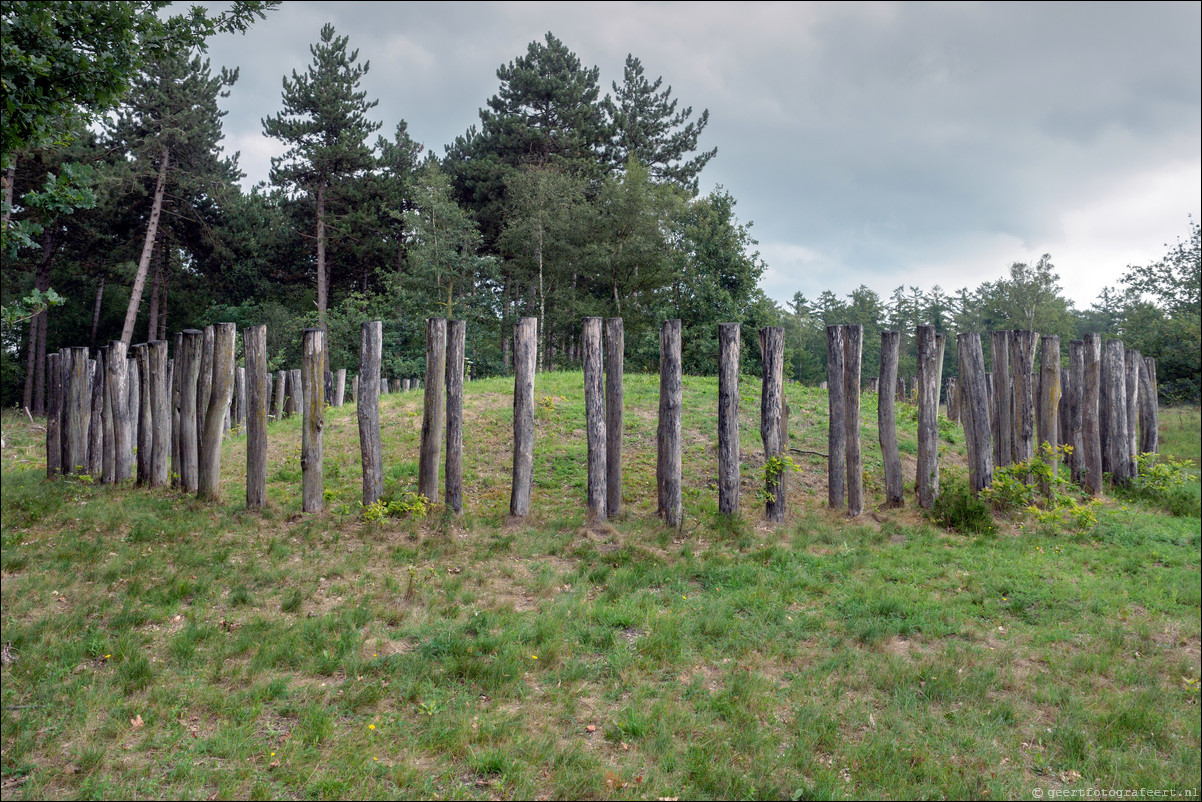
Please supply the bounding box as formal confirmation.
[3,4,1199,415]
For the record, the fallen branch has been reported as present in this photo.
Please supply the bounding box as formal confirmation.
[789,447,829,458]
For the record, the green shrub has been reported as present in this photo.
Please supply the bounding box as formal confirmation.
[928,474,995,535]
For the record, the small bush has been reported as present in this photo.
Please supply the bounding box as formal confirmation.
[928,474,995,535]
[1113,453,1199,517]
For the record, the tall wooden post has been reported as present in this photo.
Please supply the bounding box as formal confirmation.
[245,326,268,509]
[760,326,786,521]
[934,332,946,416]
[510,317,537,517]
[101,346,116,484]
[1037,336,1061,477]
[1124,349,1141,478]
[445,320,466,515]
[273,370,287,420]
[234,366,247,430]
[149,340,169,487]
[990,330,1012,468]
[358,322,383,509]
[301,328,326,512]
[958,333,993,493]
[878,330,903,507]
[1010,330,1037,467]
[844,324,864,517]
[1081,334,1103,495]
[334,369,346,407]
[1068,341,1084,486]
[657,319,683,527]
[1138,357,1158,456]
[605,318,624,518]
[46,352,62,478]
[88,355,104,478]
[1103,339,1131,484]
[63,347,91,475]
[198,323,235,501]
[107,340,131,482]
[916,325,939,509]
[718,322,741,516]
[418,318,447,504]
[826,325,847,508]
[197,325,214,445]
[582,317,607,520]
[132,344,151,484]
[127,356,140,469]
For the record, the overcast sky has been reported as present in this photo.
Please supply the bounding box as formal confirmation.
[198,1,1202,310]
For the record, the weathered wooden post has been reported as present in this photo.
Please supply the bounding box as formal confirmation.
[419,318,447,504]
[990,330,1012,468]
[198,323,235,501]
[1138,357,1158,456]
[844,324,864,517]
[197,325,214,444]
[958,333,993,494]
[149,340,170,487]
[63,347,91,475]
[273,370,287,420]
[916,325,939,509]
[324,369,334,407]
[1010,330,1037,467]
[1068,341,1084,486]
[245,326,268,509]
[132,344,152,484]
[170,335,181,485]
[1124,349,1141,479]
[351,374,359,405]
[301,328,326,512]
[1058,367,1071,458]
[1104,339,1132,484]
[867,377,879,394]
[760,326,786,521]
[1082,334,1103,495]
[934,333,946,417]
[510,317,537,517]
[946,378,959,424]
[402,378,410,392]
[101,346,116,483]
[827,325,847,508]
[358,322,383,509]
[334,369,346,407]
[445,320,466,514]
[1037,336,1061,479]
[234,366,247,430]
[879,330,903,507]
[106,340,131,482]
[582,317,607,520]
[657,319,683,526]
[178,330,202,493]
[289,369,301,416]
[606,318,624,518]
[46,352,62,477]
[127,355,140,469]
[718,322,741,516]
[88,355,104,478]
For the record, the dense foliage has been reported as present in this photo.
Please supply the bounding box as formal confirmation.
[2,12,1198,411]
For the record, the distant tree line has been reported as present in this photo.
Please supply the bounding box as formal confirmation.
[3,8,1198,413]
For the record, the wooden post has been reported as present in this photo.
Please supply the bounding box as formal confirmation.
[1082,334,1103,495]
[990,331,1012,468]
[245,325,268,509]
[351,374,359,405]
[149,340,169,487]
[127,355,139,470]
[827,326,847,508]
[101,346,116,484]
[867,377,879,394]
[1037,336,1061,478]
[1138,357,1158,456]
[88,355,104,478]
[402,378,410,392]
[289,369,301,416]
[197,325,214,445]
[445,320,466,515]
[170,335,181,485]
[273,370,287,420]
[107,340,131,482]
[934,332,946,417]
[1058,367,1071,460]
[301,328,326,512]
[718,322,741,516]
[844,324,864,517]
[63,347,90,475]
[879,330,903,507]
[1068,342,1084,485]
[605,318,624,518]
[132,344,152,484]
[358,322,383,509]
[510,317,537,517]
[760,326,786,521]
[334,369,346,407]
[418,318,447,504]
[582,317,607,520]
[945,378,959,423]
[916,325,939,509]
[324,370,333,407]
[1010,330,1037,468]
[958,333,993,493]
[1124,349,1140,479]
[895,376,905,403]
[234,366,247,430]
[657,319,683,526]
[1103,339,1131,484]
[46,352,62,478]
[198,323,235,501]
[178,330,202,493]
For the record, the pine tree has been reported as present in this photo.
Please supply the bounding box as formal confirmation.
[262,23,381,327]
[604,55,717,194]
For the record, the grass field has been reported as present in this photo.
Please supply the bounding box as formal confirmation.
[2,373,1198,800]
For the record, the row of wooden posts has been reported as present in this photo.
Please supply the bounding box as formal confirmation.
[45,318,1158,523]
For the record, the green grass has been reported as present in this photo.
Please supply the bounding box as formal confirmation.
[1,380,1199,800]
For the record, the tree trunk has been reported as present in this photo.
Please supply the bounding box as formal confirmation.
[718,322,741,516]
[301,328,326,512]
[316,181,327,329]
[418,318,447,503]
[878,330,903,507]
[147,227,165,341]
[582,317,607,520]
[605,318,625,518]
[120,145,169,346]
[23,232,54,415]
[657,320,683,527]
[358,321,383,509]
